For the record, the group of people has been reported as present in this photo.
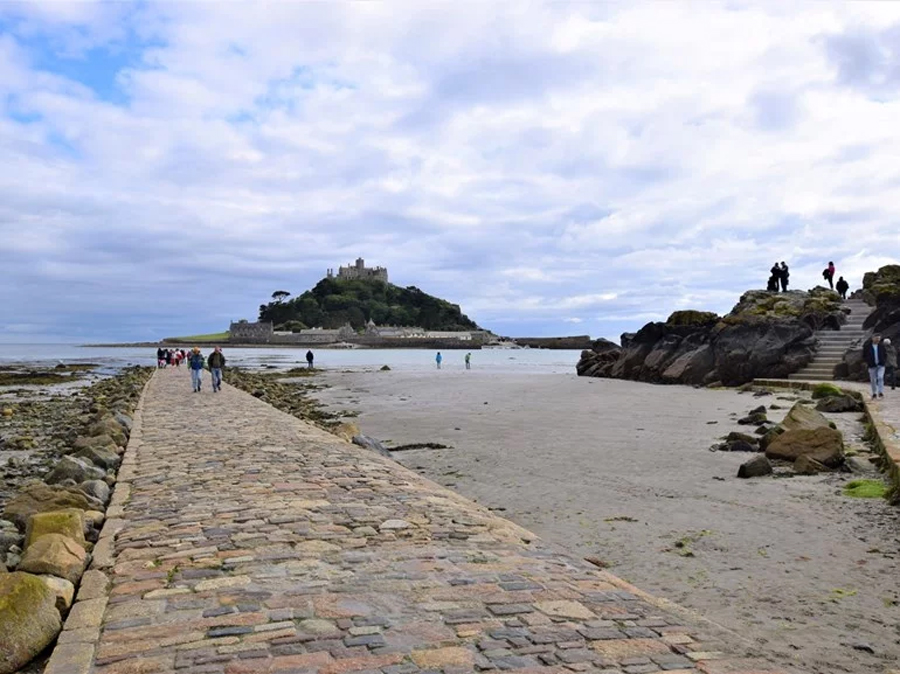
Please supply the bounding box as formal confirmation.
[156,346,227,392]
[156,347,187,367]
[766,261,850,299]
[435,352,472,369]
[864,335,898,398]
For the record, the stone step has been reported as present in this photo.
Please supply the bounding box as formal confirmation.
[787,373,834,381]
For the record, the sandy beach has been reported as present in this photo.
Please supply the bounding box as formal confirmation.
[313,368,900,674]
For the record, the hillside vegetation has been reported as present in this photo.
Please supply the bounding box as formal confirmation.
[258,278,480,332]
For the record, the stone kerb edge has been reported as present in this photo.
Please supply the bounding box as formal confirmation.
[42,371,154,674]
[754,378,900,502]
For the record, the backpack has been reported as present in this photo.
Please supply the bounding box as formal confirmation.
[822,268,829,279]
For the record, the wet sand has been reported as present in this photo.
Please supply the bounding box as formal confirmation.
[313,369,900,674]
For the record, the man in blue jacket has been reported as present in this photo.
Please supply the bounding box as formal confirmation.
[189,347,205,392]
[863,334,887,399]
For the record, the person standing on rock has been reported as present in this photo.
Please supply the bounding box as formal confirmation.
[779,262,789,292]
[435,352,442,370]
[207,346,225,392]
[836,276,849,299]
[883,338,897,391]
[306,350,314,369]
[768,263,781,292]
[863,334,887,399]
[188,347,205,393]
[823,261,836,290]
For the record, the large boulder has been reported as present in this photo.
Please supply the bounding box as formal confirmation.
[78,480,111,505]
[17,534,88,584]
[0,572,62,674]
[794,455,828,475]
[738,455,773,478]
[781,402,831,431]
[2,483,100,531]
[815,395,863,413]
[71,434,118,453]
[44,456,106,485]
[25,510,86,549]
[74,445,121,470]
[765,427,844,467]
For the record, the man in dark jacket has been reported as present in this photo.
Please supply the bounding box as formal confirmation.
[863,334,887,399]
[836,276,849,299]
[208,347,226,392]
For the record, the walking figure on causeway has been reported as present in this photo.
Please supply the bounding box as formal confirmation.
[822,261,836,290]
[863,334,887,399]
[465,352,471,370]
[188,347,205,393]
[207,346,225,392]
[435,352,442,370]
[306,350,314,369]
[836,276,849,299]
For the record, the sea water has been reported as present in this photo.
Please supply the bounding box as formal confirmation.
[0,344,582,375]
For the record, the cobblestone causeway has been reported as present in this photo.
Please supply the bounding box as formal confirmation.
[46,369,800,674]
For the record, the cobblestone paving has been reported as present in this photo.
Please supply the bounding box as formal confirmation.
[48,369,800,674]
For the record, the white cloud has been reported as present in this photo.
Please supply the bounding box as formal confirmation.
[0,2,899,342]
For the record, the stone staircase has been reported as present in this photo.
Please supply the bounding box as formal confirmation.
[788,298,872,381]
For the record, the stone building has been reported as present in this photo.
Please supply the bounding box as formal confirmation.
[229,320,274,342]
[326,258,388,283]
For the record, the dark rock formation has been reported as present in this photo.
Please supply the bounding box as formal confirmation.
[837,265,900,381]
[737,455,772,478]
[577,289,842,386]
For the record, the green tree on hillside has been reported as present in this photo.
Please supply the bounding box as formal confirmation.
[258,279,479,331]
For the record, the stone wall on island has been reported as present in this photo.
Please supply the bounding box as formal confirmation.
[577,288,844,387]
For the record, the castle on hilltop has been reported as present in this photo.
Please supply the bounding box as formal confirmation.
[326,258,388,283]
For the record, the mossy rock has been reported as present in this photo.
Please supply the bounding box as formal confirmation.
[863,265,900,290]
[811,383,843,399]
[25,509,85,549]
[844,479,888,499]
[0,572,62,674]
[2,483,96,531]
[666,310,719,327]
[17,534,87,585]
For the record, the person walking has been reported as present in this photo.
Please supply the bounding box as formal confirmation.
[779,262,789,292]
[207,346,225,392]
[822,261,836,290]
[435,352,442,370]
[306,350,314,369]
[156,347,165,368]
[465,352,471,370]
[836,276,849,300]
[884,338,897,391]
[863,334,887,399]
[188,347,205,393]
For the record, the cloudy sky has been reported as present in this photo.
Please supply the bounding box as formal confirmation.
[1,2,899,343]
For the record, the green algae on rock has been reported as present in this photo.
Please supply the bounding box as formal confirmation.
[0,572,61,674]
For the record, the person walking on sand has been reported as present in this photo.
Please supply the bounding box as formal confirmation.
[863,334,887,399]
[884,338,897,391]
[779,262,789,292]
[207,346,225,392]
[822,261,836,290]
[435,352,442,370]
[836,276,849,300]
[465,352,471,370]
[306,350,314,369]
[188,347,205,393]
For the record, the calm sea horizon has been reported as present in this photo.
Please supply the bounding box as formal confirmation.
[0,344,582,375]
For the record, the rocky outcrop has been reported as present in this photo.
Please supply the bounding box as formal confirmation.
[836,265,900,381]
[765,427,844,467]
[0,572,62,674]
[578,289,843,386]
